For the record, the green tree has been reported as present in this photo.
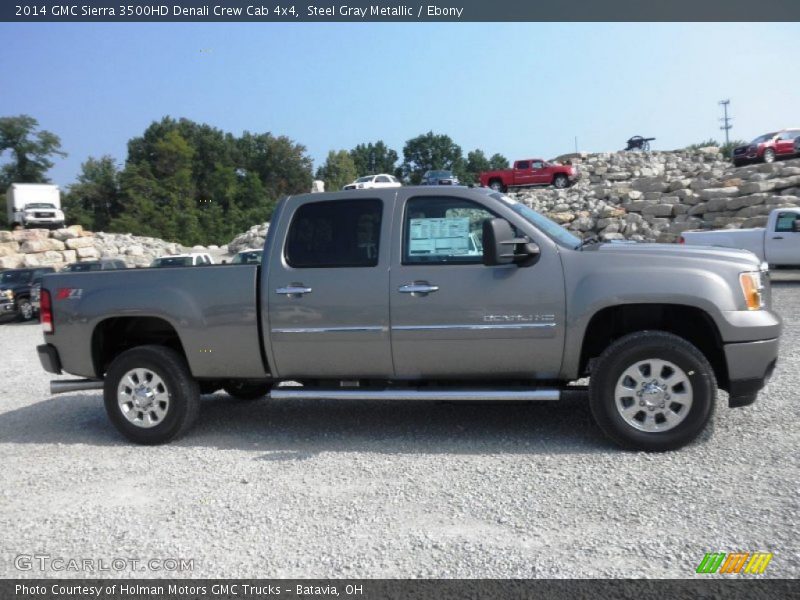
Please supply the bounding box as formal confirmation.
[401,131,464,184]
[62,155,122,231]
[108,117,313,245]
[316,150,358,192]
[349,141,398,176]
[489,153,510,170]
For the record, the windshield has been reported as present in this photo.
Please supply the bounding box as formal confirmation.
[356,176,374,183]
[0,271,31,284]
[231,250,263,264]
[63,263,102,272]
[151,256,193,267]
[490,192,582,249]
[751,132,777,144]
[26,203,56,209]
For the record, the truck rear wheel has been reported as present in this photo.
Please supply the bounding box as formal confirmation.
[17,298,34,321]
[589,331,716,451]
[223,380,272,400]
[104,345,200,444]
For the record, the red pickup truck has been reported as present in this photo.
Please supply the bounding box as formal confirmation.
[479,159,578,192]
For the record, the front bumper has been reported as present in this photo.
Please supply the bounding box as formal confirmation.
[724,337,779,408]
[37,343,62,375]
[0,298,18,316]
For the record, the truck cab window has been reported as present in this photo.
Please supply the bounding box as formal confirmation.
[515,161,529,170]
[285,199,383,268]
[775,213,797,233]
[403,196,496,264]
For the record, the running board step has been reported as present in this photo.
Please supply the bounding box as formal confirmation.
[268,388,560,401]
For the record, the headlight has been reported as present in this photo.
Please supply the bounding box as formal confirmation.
[3,289,13,300]
[739,271,764,310]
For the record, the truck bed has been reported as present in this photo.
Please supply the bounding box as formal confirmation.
[42,264,268,379]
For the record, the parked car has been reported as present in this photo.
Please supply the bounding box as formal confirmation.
[479,159,577,192]
[680,208,800,266]
[732,129,800,166]
[150,253,214,268]
[420,170,459,186]
[37,187,780,451]
[62,259,128,272]
[342,174,402,190]
[0,267,55,321]
[231,249,263,265]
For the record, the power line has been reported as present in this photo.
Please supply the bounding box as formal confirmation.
[719,99,732,146]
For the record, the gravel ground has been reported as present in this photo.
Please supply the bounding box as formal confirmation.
[0,283,798,579]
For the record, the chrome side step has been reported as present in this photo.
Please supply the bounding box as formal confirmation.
[50,379,104,395]
[269,388,560,401]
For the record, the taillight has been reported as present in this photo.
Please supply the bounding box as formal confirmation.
[678,236,685,244]
[40,289,53,334]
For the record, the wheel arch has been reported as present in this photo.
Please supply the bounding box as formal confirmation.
[91,316,188,379]
[578,303,729,392]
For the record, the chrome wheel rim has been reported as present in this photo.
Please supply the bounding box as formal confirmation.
[117,368,170,428]
[20,301,33,320]
[614,359,693,432]
[554,177,567,188]
[764,150,775,163]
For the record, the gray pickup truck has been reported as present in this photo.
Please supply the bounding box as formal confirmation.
[36,187,781,450]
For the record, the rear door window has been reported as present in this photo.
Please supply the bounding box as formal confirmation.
[285,199,383,268]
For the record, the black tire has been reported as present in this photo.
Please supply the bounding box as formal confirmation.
[223,380,271,400]
[589,330,716,451]
[17,298,34,321]
[103,345,200,445]
[763,148,776,164]
[553,174,569,189]
[489,179,505,193]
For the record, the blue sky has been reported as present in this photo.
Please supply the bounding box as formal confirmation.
[2,22,799,187]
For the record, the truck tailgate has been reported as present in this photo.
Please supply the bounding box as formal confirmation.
[43,265,268,379]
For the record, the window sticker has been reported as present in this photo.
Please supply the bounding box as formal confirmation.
[409,217,471,256]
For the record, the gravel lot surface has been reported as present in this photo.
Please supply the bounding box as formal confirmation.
[1,281,798,579]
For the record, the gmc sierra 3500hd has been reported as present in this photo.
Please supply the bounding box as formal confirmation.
[36,187,781,450]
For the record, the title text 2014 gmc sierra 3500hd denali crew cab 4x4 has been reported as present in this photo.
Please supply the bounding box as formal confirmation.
[36,187,781,450]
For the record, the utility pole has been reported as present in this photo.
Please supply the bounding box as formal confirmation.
[719,99,732,147]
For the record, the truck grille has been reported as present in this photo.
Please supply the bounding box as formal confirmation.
[34,212,55,218]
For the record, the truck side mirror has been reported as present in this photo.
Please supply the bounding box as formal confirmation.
[793,220,800,233]
[482,218,540,267]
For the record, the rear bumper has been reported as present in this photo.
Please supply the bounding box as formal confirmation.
[724,338,779,408]
[37,343,62,375]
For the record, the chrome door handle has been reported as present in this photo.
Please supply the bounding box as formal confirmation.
[276,285,312,297]
[398,283,439,295]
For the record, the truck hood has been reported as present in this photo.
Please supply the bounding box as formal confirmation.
[591,241,762,269]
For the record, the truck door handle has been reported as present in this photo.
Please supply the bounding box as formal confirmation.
[276,285,312,297]
[398,283,439,296]
[772,236,784,240]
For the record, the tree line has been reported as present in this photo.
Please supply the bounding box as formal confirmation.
[0,115,509,245]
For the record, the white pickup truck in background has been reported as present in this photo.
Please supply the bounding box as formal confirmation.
[681,208,800,267]
[6,183,66,230]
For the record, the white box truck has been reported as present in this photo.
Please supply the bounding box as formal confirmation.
[6,183,66,230]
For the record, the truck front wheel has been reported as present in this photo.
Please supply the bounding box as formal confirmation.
[489,179,505,192]
[589,331,716,451]
[553,174,569,189]
[104,345,200,444]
